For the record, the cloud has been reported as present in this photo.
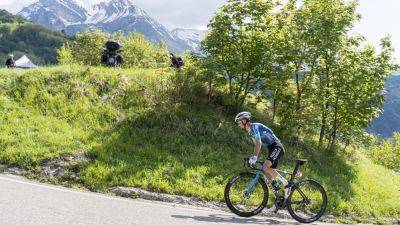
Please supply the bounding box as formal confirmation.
[133,0,226,30]
[0,0,37,13]
[0,0,18,6]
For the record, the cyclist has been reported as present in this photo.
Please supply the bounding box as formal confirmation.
[235,111,290,210]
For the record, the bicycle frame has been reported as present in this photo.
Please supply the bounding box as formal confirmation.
[246,164,264,194]
[246,162,282,203]
[246,159,308,208]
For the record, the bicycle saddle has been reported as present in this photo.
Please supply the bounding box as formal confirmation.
[294,158,307,164]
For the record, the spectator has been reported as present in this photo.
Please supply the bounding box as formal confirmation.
[169,53,179,68]
[5,54,15,68]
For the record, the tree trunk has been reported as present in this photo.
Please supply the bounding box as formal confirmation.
[319,62,331,148]
[272,91,277,123]
[234,70,247,106]
[319,113,327,147]
[228,72,233,96]
[295,71,302,113]
[238,75,259,108]
[294,63,303,144]
[328,96,339,151]
[208,73,213,102]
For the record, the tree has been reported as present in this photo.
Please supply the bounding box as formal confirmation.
[201,0,278,108]
[325,36,399,150]
[70,29,107,66]
[57,43,74,65]
[120,32,169,69]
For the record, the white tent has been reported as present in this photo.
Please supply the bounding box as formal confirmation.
[15,55,37,69]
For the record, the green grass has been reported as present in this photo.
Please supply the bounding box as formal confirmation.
[0,66,398,220]
[349,153,400,217]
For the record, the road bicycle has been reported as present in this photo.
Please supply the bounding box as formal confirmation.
[224,158,327,223]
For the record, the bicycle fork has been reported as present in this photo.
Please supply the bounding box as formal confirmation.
[246,171,262,195]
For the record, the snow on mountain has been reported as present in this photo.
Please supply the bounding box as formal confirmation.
[19,0,142,27]
[19,0,88,29]
[18,0,190,52]
[171,28,207,53]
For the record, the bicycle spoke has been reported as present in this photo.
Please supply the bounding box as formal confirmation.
[292,188,321,213]
[290,200,306,205]
[229,176,264,212]
[287,180,327,223]
[225,172,269,217]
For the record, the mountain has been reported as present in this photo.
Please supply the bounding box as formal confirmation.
[368,75,400,138]
[18,0,194,52]
[0,9,69,65]
[171,28,207,53]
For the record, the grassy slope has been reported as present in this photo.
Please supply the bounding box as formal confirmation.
[0,66,398,220]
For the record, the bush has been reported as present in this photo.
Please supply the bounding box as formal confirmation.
[368,133,400,170]
[58,30,169,68]
[68,29,107,66]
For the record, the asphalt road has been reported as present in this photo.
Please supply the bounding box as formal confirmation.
[0,174,338,225]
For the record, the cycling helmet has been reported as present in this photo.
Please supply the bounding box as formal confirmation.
[234,112,251,123]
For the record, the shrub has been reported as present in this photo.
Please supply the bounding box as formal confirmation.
[367,133,400,169]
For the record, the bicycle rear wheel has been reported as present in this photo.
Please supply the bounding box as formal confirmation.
[224,172,269,217]
[287,179,327,223]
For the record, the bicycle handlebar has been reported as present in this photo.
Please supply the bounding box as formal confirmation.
[243,157,264,169]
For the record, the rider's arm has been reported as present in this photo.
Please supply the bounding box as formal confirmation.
[253,138,262,157]
[251,125,262,157]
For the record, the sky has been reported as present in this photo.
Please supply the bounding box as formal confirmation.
[0,0,399,62]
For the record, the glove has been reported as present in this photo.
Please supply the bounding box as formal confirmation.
[249,155,258,166]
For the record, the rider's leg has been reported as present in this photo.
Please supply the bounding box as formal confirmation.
[263,160,278,179]
[263,160,289,187]
[266,144,289,187]
[263,160,281,191]
[262,161,274,187]
[263,160,280,212]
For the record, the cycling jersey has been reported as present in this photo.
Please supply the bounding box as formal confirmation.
[249,123,280,147]
[249,122,284,168]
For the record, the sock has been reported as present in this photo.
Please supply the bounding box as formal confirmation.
[276,174,289,186]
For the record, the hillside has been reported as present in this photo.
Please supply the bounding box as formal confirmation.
[0,9,69,65]
[0,9,25,23]
[368,75,400,138]
[0,66,398,222]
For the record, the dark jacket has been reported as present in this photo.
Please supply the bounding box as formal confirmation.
[5,58,15,68]
[170,55,179,68]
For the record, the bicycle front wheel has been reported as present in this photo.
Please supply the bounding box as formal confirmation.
[224,172,269,217]
[287,179,327,223]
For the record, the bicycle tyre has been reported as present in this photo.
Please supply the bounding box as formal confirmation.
[287,179,327,223]
[224,172,269,217]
